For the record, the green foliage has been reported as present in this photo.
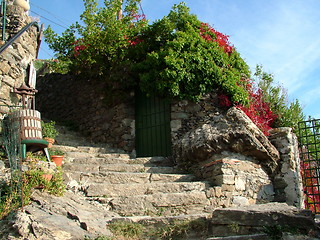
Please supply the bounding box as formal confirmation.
[41,120,59,139]
[0,177,22,219]
[263,225,299,240]
[132,3,250,103]
[108,221,144,238]
[254,65,305,133]
[48,149,65,156]
[149,219,208,239]
[107,218,208,239]
[0,168,65,220]
[44,0,147,77]
[44,1,250,104]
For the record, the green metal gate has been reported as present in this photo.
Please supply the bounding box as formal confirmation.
[135,91,172,157]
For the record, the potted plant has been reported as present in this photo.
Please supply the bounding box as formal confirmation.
[41,121,59,148]
[24,152,56,182]
[49,149,65,167]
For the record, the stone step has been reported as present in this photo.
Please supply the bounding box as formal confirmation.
[63,163,179,174]
[85,181,211,197]
[64,154,172,166]
[64,171,197,185]
[65,151,131,160]
[108,191,212,216]
[66,157,136,165]
[207,234,269,240]
[107,213,211,224]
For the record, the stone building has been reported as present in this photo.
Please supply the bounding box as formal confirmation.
[0,1,40,118]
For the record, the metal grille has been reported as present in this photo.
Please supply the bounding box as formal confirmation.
[298,119,320,214]
[1,112,24,209]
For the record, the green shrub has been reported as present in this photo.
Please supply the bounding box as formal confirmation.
[0,167,65,220]
[41,120,59,139]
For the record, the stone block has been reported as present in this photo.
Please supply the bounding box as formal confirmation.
[214,186,222,197]
[170,119,181,131]
[221,184,235,192]
[235,176,246,191]
[171,112,189,119]
[213,174,235,185]
[232,196,249,206]
[0,61,11,74]
[211,203,316,236]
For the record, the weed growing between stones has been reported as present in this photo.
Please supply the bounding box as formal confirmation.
[263,225,300,240]
[228,222,240,234]
[108,221,144,239]
[106,218,208,239]
[0,167,65,220]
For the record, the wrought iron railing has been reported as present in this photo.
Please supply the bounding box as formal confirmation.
[0,21,39,55]
[298,119,320,214]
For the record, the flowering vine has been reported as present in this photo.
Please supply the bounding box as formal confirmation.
[200,22,233,54]
[218,78,277,136]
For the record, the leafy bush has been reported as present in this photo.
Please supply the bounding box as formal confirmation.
[0,168,65,220]
[131,3,250,103]
[41,120,59,139]
[254,65,305,133]
[45,1,250,105]
[44,0,147,78]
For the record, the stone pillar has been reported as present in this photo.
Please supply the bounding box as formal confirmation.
[269,127,305,208]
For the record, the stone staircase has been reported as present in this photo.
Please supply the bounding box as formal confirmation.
[50,125,214,238]
[47,125,319,240]
[57,144,214,219]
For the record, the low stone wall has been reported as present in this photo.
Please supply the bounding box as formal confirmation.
[37,81,222,153]
[269,127,305,208]
[203,154,274,206]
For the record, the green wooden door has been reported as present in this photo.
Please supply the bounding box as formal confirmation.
[135,91,172,157]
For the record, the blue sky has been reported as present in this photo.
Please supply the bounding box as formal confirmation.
[29,0,320,119]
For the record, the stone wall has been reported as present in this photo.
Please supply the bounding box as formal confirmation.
[269,127,305,208]
[36,74,136,152]
[170,92,222,143]
[203,153,274,208]
[0,4,39,117]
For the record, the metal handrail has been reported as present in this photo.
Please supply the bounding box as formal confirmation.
[0,21,39,55]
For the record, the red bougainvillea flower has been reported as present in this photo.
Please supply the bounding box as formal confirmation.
[218,93,232,107]
[72,39,87,57]
[218,78,277,136]
[200,22,233,54]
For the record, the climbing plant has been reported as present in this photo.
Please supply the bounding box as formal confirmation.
[44,1,250,105]
[129,3,250,103]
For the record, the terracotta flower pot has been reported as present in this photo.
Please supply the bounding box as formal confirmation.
[51,155,64,167]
